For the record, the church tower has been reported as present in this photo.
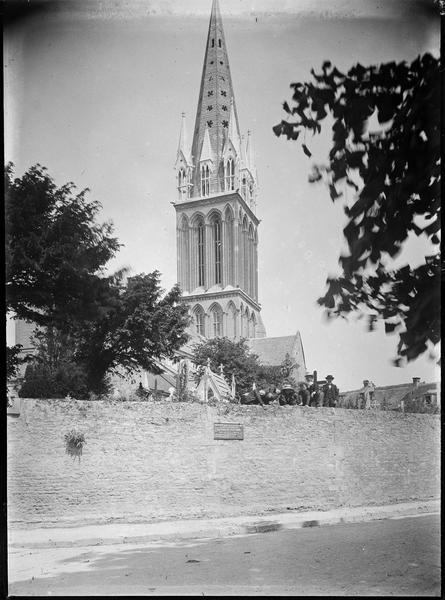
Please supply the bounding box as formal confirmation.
[174,0,266,341]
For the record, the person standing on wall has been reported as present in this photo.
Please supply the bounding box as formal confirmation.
[361,380,376,409]
[322,375,339,407]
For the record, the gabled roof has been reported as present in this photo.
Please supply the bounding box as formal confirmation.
[195,363,232,401]
[340,381,440,409]
[401,382,439,402]
[144,371,175,394]
[247,333,305,369]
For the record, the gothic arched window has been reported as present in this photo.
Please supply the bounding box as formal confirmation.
[251,314,256,339]
[178,168,187,198]
[227,302,237,339]
[201,164,210,197]
[197,219,205,287]
[213,218,222,285]
[244,307,250,338]
[224,206,234,285]
[211,304,223,338]
[194,305,205,336]
[225,157,235,191]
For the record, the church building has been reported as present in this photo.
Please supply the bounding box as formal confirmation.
[8,0,308,398]
[174,0,307,383]
[174,0,266,341]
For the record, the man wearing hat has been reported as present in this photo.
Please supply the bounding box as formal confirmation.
[322,375,339,407]
[306,373,321,407]
[277,382,299,406]
[298,382,310,406]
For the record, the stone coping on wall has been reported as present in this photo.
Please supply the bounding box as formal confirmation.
[12,397,442,415]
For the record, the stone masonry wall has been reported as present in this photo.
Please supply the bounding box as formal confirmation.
[7,399,440,528]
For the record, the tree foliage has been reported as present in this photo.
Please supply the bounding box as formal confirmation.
[192,337,294,396]
[193,337,261,396]
[7,344,25,382]
[273,54,440,363]
[5,163,121,331]
[18,326,91,399]
[73,271,190,392]
[19,361,90,400]
[6,164,191,394]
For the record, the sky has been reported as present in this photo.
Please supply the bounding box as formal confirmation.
[4,0,440,391]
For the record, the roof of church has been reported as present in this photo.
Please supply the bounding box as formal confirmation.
[247,333,305,368]
[191,0,241,178]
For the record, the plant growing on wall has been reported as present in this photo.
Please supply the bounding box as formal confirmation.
[64,429,86,461]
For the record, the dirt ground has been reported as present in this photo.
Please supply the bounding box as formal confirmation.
[9,514,441,596]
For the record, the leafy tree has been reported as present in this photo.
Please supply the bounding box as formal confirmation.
[273,53,440,364]
[73,271,190,393]
[193,337,260,396]
[6,164,191,395]
[6,344,25,382]
[19,361,90,400]
[18,328,91,399]
[5,163,121,332]
[256,364,297,392]
[192,337,293,396]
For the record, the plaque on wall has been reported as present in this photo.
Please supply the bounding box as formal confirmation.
[214,422,244,440]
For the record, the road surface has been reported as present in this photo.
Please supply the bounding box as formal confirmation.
[8,514,440,596]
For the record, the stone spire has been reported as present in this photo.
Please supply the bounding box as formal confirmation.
[175,112,192,167]
[191,0,240,194]
[246,129,256,177]
[225,97,240,155]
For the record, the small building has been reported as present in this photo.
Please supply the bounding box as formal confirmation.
[339,377,440,412]
[247,332,306,384]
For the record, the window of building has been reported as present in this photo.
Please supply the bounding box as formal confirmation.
[211,38,215,47]
[212,306,223,337]
[213,219,222,284]
[178,168,186,187]
[201,165,210,197]
[195,308,205,336]
[197,220,205,286]
[225,157,235,191]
